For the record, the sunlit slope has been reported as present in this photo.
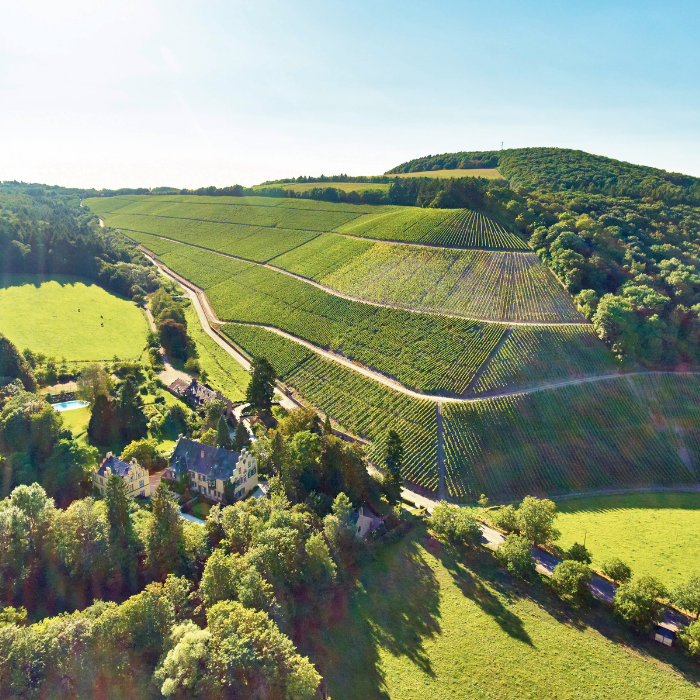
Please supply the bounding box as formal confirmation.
[86,196,580,323]
[443,373,699,500]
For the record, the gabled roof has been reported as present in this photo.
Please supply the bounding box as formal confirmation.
[169,378,190,394]
[96,454,135,478]
[170,437,242,481]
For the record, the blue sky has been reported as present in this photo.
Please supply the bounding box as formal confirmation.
[1,0,698,188]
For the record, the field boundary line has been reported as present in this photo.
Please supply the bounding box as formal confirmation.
[463,326,513,396]
[138,246,700,403]
[124,232,590,327]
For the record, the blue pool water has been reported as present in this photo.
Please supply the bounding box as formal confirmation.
[52,400,90,412]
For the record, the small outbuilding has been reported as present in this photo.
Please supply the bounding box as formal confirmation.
[653,626,675,647]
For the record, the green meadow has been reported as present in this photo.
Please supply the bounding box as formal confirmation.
[305,529,700,699]
[0,274,148,361]
[556,492,700,588]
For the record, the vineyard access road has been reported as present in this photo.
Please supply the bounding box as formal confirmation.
[126,232,587,326]
[142,248,700,405]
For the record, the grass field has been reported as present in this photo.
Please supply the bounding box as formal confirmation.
[555,492,700,588]
[304,528,700,700]
[256,181,391,194]
[0,274,148,361]
[321,245,582,323]
[59,405,91,439]
[443,374,699,502]
[394,167,504,179]
[179,305,249,401]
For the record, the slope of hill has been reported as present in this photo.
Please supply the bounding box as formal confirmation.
[83,172,700,502]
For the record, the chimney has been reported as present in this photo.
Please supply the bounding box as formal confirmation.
[201,450,204,459]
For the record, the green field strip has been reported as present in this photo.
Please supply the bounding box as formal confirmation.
[321,245,584,323]
[221,323,439,490]
[132,235,509,396]
[442,375,698,502]
[470,325,622,395]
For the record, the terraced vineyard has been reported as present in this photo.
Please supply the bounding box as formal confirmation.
[336,207,527,249]
[138,234,508,395]
[222,323,439,490]
[322,245,583,323]
[470,326,622,394]
[442,375,698,501]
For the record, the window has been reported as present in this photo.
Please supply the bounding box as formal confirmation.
[139,480,144,487]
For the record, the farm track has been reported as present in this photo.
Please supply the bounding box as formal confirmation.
[128,232,590,327]
[142,248,700,404]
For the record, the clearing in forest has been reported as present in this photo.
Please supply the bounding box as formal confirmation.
[0,274,148,362]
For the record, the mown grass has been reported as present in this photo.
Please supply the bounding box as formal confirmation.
[0,274,148,361]
[263,182,391,193]
[394,168,504,179]
[556,492,700,588]
[301,528,700,700]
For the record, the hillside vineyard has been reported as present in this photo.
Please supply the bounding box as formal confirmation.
[86,194,700,501]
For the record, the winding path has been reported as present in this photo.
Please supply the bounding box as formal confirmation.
[143,248,699,404]
[124,230,588,327]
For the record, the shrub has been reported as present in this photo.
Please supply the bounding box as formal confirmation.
[495,533,535,580]
[551,561,592,602]
[184,358,201,375]
[565,542,592,564]
[614,576,667,632]
[671,573,700,617]
[489,504,519,533]
[427,502,481,545]
[677,621,700,659]
[601,558,632,585]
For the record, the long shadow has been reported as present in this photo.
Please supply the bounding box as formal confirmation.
[295,535,442,700]
[437,541,534,646]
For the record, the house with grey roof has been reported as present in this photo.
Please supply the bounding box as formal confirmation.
[93,453,150,498]
[168,378,234,418]
[166,436,258,503]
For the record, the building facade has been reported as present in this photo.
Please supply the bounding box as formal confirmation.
[93,453,150,498]
[166,436,258,503]
[168,378,234,418]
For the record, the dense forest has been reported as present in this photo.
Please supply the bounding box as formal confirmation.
[0,186,163,300]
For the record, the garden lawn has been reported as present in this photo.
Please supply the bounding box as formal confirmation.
[308,529,700,700]
[58,406,90,439]
[0,274,148,361]
[555,492,700,589]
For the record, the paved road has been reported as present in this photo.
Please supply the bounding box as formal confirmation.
[401,490,691,632]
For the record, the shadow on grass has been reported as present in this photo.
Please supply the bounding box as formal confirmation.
[297,535,441,700]
[435,538,534,646]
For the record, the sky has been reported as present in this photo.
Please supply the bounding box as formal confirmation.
[1,0,699,189]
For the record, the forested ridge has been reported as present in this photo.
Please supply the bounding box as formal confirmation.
[389,148,700,367]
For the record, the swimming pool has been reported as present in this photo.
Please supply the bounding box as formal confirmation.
[52,400,90,412]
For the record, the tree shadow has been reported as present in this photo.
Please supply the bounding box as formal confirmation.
[436,540,534,646]
[294,535,441,700]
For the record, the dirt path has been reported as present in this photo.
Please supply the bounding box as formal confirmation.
[144,250,700,405]
[127,233,588,327]
[144,252,299,412]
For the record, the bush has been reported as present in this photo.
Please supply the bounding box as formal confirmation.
[551,560,592,602]
[184,357,201,375]
[495,533,536,580]
[614,576,667,632]
[565,542,592,564]
[677,621,700,659]
[671,573,700,617]
[427,502,481,545]
[489,505,519,533]
[601,558,632,585]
